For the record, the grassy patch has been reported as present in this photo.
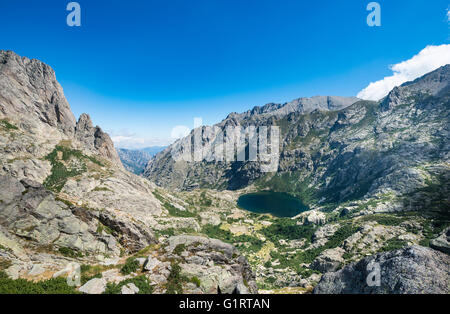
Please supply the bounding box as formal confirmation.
[173,244,186,255]
[0,119,18,131]
[164,202,197,218]
[0,271,80,294]
[43,145,104,192]
[58,247,83,258]
[190,276,201,287]
[120,257,140,275]
[379,238,408,252]
[261,218,316,243]
[104,275,153,294]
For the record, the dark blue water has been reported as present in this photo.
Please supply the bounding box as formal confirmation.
[237,192,308,218]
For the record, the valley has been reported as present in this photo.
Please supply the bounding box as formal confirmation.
[0,50,448,294]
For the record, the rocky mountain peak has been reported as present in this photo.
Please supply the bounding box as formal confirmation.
[381,64,450,111]
[74,113,123,168]
[0,50,76,135]
[0,50,122,168]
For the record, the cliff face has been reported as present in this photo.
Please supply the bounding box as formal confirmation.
[0,50,76,135]
[0,50,122,168]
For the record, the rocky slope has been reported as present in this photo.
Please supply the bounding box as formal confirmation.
[0,50,257,294]
[314,246,449,294]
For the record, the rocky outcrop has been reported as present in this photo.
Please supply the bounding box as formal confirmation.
[430,227,450,255]
[0,50,122,168]
[314,246,450,294]
[311,247,345,273]
[74,113,122,168]
[79,278,107,294]
[161,235,258,294]
[0,174,120,257]
[98,211,156,253]
[0,50,76,136]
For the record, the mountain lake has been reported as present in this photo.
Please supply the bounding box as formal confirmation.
[237,191,308,218]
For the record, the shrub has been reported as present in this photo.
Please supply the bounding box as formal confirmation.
[173,244,186,255]
[165,262,187,294]
[104,275,153,294]
[190,276,201,287]
[58,247,83,258]
[120,257,140,275]
[0,271,79,294]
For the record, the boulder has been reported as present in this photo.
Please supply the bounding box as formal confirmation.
[121,283,139,294]
[430,227,450,255]
[311,247,345,273]
[314,246,450,294]
[79,278,107,294]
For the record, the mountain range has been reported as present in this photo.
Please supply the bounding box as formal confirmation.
[0,50,448,294]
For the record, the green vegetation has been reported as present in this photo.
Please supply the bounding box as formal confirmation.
[58,247,83,258]
[200,191,213,207]
[0,271,80,294]
[120,257,140,275]
[164,202,197,218]
[255,173,316,206]
[268,223,358,272]
[173,244,186,255]
[261,218,316,243]
[165,262,188,294]
[92,186,112,193]
[0,119,19,131]
[43,145,103,192]
[153,191,198,218]
[96,222,114,235]
[190,276,201,287]
[104,275,154,294]
[201,224,263,253]
[360,214,404,226]
[379,238,408,252]
[0,258,12,271]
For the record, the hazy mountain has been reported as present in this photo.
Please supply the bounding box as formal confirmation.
[118,147,166,175]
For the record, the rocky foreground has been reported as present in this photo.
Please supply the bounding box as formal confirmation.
[314,246,449,294]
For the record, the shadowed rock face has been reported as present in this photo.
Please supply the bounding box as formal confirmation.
[314,246,450,294]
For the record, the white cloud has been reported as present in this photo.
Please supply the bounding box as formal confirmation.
[170,125,191,140]
[357,44,450,101]
[447,8,450,22]
[112,135,173,149]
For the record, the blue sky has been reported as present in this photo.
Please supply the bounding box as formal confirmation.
[1,0,449,147]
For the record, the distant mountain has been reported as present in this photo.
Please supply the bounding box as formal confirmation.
[144,65,450,213]
[118,146,166,174]
[141,146,167,156]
